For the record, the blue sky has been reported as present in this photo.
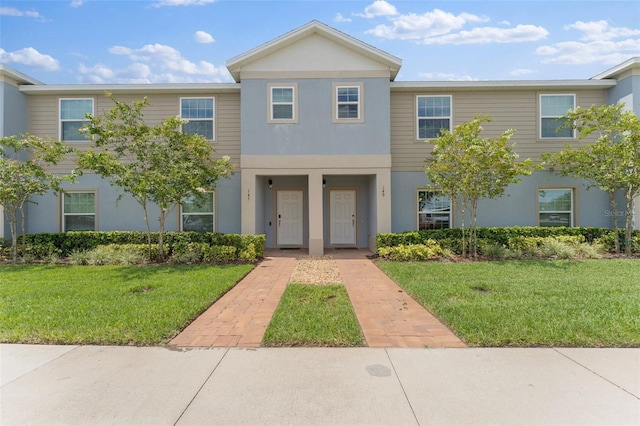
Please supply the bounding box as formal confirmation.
[1,0,639,84]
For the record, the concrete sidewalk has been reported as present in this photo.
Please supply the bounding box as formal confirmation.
[2,344,638,425]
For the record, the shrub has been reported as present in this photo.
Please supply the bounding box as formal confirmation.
[203,245,237,263]
[378,240,444,261]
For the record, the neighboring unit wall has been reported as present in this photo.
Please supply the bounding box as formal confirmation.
[390,88,607,171]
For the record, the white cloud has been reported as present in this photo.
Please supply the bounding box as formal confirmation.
[418,72,479,81]
[537,20,640,65]
[334,13,352,23]
[0,6,44,19]
[510,68,536,77]
[0,47,60,71]
[356,0,398,18]
[92,43,231,83]
[70,0,84,7]
[194,30,215,43]
[420,24,548,45]
[566,20,640,41]
[366,9,489,40]
[153,0,216,6]
[366,8,548,45]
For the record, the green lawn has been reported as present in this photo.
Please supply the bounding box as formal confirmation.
[377,259,640,347]
[262,284,364,347]
[0,264,253,345]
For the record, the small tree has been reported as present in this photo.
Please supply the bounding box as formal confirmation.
[0,135,74,262]
[543,104,640,254]
[78,96,233,259]
[425,115,539,257]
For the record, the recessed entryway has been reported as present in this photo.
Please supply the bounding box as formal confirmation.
[330,189,356,246]
[277,190,303,246]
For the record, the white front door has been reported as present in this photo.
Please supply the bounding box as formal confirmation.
[330,190,356,245]
[277,190,303,246]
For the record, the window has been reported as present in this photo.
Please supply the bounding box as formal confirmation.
[63,192,96,231]
[60,99,93,141]
[540,94,575,138]
[181,192,215,232]
[333,83,363,123]
[181,97,214,140]
[268,85,298,122]
[417,95,452,139]
[538,188,573,227]
[418,190,451,230]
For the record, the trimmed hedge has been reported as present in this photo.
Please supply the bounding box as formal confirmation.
[377,227,640,254]
[1,231,265,262]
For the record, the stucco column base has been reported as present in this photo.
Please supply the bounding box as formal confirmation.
[309,238,323,256]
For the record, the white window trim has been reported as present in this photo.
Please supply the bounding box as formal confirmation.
[267,83,298,123]
[61,190,97,232]
[416,95,452,140]
[180,191,216,232]
[180,97,216,141]
[417,189,452,230]
[332,82,364,124]
[59,98,94,142]
[537,187,574,227]
[539,94,576,139]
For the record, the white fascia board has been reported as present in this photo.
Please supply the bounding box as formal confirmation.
[592,57,640,80]
[0,64,43,85]
[20,83,241,95]
[391,80,617,92]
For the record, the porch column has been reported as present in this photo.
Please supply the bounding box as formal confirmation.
[373,169,392,251]
[241,170,256,235]
[308,171,324,256]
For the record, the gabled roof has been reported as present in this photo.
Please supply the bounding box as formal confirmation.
[0,64,43,86]
[592,57,640,80]
[226,20,402,82]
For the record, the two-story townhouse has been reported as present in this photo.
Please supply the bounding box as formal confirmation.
[1,21,639,255]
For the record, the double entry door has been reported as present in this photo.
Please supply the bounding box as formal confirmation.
[276,189,356,247]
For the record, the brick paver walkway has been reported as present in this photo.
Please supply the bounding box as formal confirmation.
[169,249,466,348]
[169,256,296,348]
[336,257,466,348]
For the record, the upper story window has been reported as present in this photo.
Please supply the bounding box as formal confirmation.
[333,83,364,123]
[268,84,298,123]
[540,94,575,139]
[417,190,451,230]
[417,95,452,140]
[538,188,574,227]
[60,98,93,141]
[63,191,96,231]
[180,97,215,140]
[181,192,215,232]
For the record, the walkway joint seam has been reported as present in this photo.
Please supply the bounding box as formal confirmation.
[385,348,421,425]
[173,347,230,425]
[553,348,640,401]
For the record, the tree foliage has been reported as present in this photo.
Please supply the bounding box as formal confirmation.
[425,115,539,257]
[77,96,233,259]
[542,103,640,254]
[0,135,75,262]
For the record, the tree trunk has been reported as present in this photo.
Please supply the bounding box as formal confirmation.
[158,209,166,260]
[459,202,466,258]
[608,191,620,254]
[141,201,152,259]
[19,205,26,254]
[470,198,479,258]
[624,190,634,255]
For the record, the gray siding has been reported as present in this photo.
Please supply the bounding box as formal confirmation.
[390,89,607,171]
[390,170,613,233]
[607,75,640,116]
[241,78,390,156]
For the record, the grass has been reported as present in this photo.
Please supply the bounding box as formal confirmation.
[377,259,640,347]
[262,284,364,347]
[0,264,253,345]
